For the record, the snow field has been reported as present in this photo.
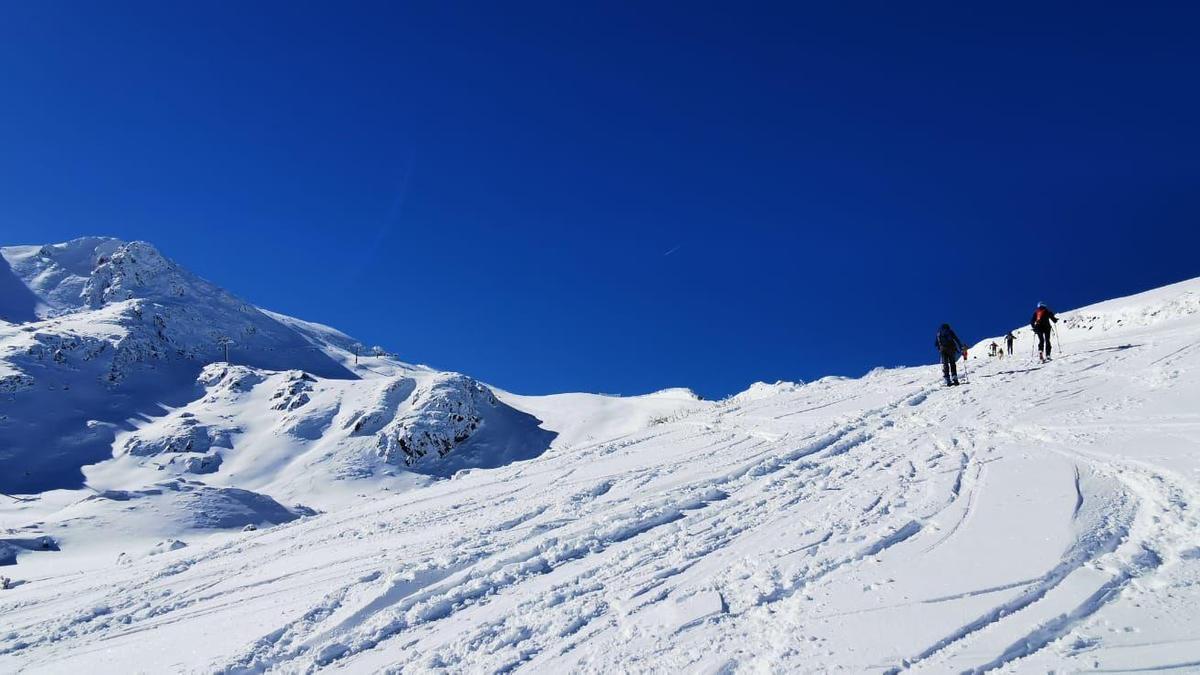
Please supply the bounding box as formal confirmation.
[2,239,1199,673]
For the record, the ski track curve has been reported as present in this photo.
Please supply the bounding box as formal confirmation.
[3,324,1199,673]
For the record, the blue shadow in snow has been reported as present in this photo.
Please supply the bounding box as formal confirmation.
[0,254,40,323]
[408,401,558,479]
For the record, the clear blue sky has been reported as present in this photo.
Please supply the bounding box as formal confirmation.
[2,2,1197,398]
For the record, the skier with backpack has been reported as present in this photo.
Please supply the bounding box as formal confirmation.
[1030,302,1058,362]
[935,323,967,386]
[1004,331,1016,356]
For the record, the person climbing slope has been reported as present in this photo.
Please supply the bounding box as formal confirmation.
[1004,331,1016,356]
[935,323,967,386]
[1030,302,1058,362]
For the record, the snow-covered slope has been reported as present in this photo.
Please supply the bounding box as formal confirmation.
[0,236,698,549]
[2,239,1198,673]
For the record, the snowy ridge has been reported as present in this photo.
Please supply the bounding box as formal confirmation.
[83,361,556,509]
[971,276,1200,356]
[0,238,433,494]
[1,239,1199,673]
[729,380,804,403]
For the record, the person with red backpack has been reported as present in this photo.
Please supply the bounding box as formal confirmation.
[935,323,967,386]
[1030,302,1058,362]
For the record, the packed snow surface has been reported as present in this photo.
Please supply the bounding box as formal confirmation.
[2,238,1200,673]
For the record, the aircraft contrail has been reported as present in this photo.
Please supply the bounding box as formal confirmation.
[347,151,415,286]
[663,245,681,257]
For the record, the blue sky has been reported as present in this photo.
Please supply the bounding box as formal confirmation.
[2,2,1197,398]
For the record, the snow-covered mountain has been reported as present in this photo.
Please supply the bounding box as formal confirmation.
[2,237,1199,673]
[0,238,594,501]
[0,236,698,533]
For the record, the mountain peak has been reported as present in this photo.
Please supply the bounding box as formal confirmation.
[0,237,197,317]
[36,236,126,272]
[82,239,208,308]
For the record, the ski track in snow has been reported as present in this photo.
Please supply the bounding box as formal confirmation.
[2,273,1200,672]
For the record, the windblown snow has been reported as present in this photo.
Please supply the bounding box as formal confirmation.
[2,238,1199,673]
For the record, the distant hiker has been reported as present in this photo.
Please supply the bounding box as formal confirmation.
[935,323,967,386]
[1004,332,1016,356]
[988,341,999,358]
[1030,302,1058,362]
[1,576,9,590]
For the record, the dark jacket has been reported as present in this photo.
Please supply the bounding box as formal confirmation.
[1030,306,1058,332]
[935,325,966,355]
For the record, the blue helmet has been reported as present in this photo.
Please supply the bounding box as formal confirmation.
[1036,301,1046,308]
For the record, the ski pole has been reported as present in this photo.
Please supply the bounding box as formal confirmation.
[1055,324,1062,355]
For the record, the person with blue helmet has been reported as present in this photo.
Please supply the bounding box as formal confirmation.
[1030,301,1058,362]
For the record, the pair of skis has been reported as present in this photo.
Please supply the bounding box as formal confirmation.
[1031,324,1063,363]
[944,353,969,386]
